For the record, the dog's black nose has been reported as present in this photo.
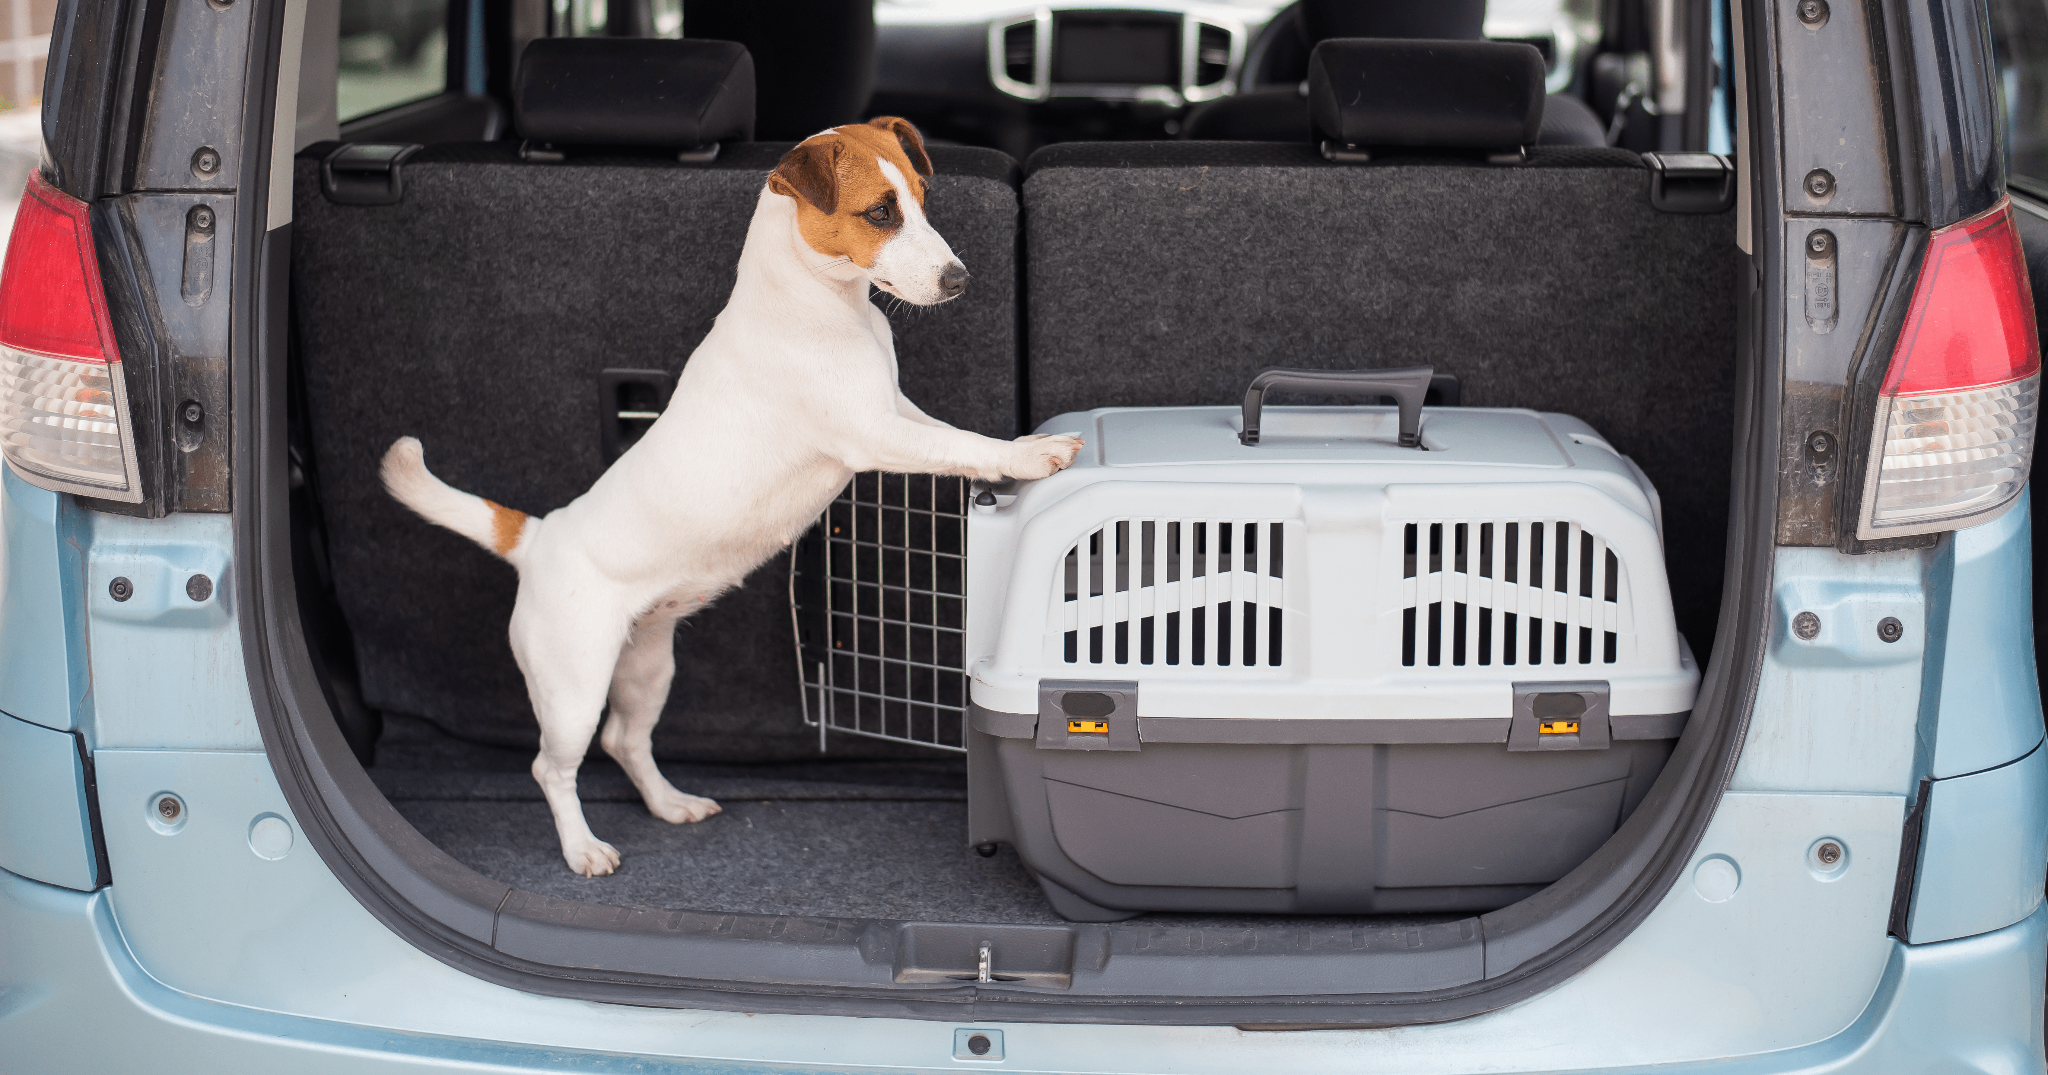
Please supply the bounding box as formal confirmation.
[939,262,970,298]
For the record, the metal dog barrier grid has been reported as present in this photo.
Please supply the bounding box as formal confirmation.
[791,473,968,753]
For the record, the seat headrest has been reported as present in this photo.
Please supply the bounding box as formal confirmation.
[1302,0,1486,42]
[515,38,755,149]
[1307,39,1545,153]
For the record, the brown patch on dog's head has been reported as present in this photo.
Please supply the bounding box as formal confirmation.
[767,117,934,268]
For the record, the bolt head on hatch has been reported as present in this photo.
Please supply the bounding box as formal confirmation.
[953,1029,1004,1061]
[1792,611,1821,640]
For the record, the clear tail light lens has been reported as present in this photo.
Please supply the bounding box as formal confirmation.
[0,171,139,500]
[1858,197,2041,539]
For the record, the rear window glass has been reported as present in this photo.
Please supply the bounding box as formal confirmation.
[550,0,683,37]
[337,0,450,122]
[1992,0,2048,192]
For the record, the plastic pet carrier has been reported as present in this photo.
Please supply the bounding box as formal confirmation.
[962,368,1700,921]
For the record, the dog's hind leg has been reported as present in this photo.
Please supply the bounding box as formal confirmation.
[600,608,722,825]
[513,595,633,878]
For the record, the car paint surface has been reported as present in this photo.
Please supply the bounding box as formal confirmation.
[2,480,2041,1070]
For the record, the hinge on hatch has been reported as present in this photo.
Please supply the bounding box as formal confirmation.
[320,143,424,207]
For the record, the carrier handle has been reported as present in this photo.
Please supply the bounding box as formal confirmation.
[1239,366,1434,448]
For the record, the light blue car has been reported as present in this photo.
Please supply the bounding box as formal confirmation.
[3,0,2046,1069]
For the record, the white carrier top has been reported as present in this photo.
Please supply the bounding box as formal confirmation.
[964,402,1699,724]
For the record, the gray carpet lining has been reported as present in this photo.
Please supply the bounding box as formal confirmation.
[374,715,1454,928]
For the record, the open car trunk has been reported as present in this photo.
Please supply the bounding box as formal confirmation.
[263,130,1766,1021]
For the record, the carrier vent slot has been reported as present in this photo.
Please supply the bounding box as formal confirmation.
[1054,518,1292,670]
[1397,518,1627,671]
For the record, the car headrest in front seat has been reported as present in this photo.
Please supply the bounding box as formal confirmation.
[1301,0,1487,42]
[1307,38,1545,155]
[682,0,875,141]
[514,38,755,155]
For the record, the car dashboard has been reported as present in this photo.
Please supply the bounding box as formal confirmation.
[874,1,1282,154]
[873,0,1593,157]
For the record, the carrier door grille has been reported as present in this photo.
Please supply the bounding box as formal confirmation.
[1397,519,1628,669]
[1052,519,1292,670]
[791,474,966,752]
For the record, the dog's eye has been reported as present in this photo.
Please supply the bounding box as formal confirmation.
[863,203,893,224]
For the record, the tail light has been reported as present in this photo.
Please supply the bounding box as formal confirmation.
[1857,197,2041,539]
[0,171,141,501]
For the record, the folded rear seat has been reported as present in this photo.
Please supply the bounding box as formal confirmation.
[291,38,1022,760]
[1022,39,1739,654]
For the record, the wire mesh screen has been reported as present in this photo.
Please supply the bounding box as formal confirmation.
[791,473,969,752]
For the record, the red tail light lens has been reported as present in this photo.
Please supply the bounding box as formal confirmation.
[1859,198,2041,538]
[0,172,139,498]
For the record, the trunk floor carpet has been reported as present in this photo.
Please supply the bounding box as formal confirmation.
[371,715,1452,928]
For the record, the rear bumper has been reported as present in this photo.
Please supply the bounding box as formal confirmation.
[4,865,2040,1074]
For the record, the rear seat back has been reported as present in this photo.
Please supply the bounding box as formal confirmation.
[292,40,1020,760]
[1022,40,1738,653]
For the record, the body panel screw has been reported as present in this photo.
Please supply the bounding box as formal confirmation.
[157,796,181,820]
[1877,616,1904,643]
[1805,169,1834,198]
[1817,841,1842,865]
[109,576,132,601]
[1798,0,1829,25]
[186,574,213,602]
[1793,611,1821,640]
[192,146,221,177]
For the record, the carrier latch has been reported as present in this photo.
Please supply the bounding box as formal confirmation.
[1509,681,1611,750]
[1037,680,1138,750]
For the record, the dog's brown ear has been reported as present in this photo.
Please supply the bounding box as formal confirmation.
[769,139,840,214]
[868,116,933,178]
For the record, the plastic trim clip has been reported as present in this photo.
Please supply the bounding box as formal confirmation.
[319,143,423,206]
[1643,152,1736,214]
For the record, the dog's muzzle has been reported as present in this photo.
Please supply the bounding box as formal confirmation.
[939,262,970,299]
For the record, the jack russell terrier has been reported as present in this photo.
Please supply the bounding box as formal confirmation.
[383,117,1080,877]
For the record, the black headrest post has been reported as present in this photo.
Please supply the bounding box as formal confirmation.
[1307,39,1545,160]
[514,38,755,161]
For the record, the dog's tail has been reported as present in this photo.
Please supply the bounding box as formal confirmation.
[381,436,532,563]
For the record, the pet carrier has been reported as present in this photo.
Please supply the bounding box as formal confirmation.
[962,368,1700,921]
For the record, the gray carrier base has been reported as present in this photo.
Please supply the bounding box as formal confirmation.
[967,694,1682,921]
[964,393,1699,920]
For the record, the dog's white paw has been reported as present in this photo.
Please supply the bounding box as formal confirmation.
[562,837,622,877]
[1006,434,1084,480]
[647,791,722,825]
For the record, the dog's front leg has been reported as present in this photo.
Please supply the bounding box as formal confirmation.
[600,608,721,825]
[848,416,1082,482]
